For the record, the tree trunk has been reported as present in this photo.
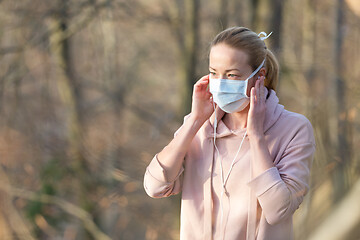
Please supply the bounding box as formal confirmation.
[333,0,350,203]
[48,0,92,237]
[232,0,251,27]
[269,0,283,54]
[250,0,260,29]
[49,1,85,168]
[179,0,200,116]
[218,0,229,30]
[101,1,119,181]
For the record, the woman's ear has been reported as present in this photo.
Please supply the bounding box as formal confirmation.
[259,67,266,78]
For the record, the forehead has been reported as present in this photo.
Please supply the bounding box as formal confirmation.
[209,43,250,71]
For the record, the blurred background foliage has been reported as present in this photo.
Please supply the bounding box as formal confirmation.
[0,0,359,239]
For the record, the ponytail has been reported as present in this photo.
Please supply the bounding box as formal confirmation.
[264,49,279,91]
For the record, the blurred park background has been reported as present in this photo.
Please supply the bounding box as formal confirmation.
[0,0,359,239]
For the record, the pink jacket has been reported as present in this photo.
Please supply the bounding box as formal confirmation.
[144,89,315,240]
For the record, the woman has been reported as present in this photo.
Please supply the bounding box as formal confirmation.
[143,27,315,240]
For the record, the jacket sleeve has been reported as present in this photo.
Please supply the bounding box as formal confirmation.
[143,154,184,198]
[143,115,191,198]
[247,117,316,225]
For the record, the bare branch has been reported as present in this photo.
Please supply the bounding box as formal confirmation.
[0,46,23,55]
[0,184,112,240]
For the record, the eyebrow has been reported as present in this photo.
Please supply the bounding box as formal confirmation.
[209,67,242,72]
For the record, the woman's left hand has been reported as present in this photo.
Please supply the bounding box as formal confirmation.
[247,76,266,140]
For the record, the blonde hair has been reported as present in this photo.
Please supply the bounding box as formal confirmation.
[210,27,279,91]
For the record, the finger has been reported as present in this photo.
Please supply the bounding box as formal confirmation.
[195,79,212,96]
[197,80,208,89]
[201,74,210,82]
[200,77,210,87]
[255,78,260,102]
[250,87,256,107]
[194,81,206,92]
[195,77,210,91]
[261,77,265,101]
[258,77,264,101]
[253,82,257,104]
[195,75,210,86]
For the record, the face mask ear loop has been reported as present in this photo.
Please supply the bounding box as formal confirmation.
[247,58,266,81]
[213,102,221,186]
[212,101,226,238]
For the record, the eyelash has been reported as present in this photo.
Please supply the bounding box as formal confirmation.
[228,74,238,78]
[209,72,240,79]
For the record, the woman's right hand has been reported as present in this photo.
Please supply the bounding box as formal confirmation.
[191,75,214,123]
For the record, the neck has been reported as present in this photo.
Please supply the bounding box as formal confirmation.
[223,105,250,131]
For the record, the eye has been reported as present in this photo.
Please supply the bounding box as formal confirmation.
[209,72,216,76]
[228,74,238,78]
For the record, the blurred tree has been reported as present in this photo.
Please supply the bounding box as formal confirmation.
[250,0,260,29]
[49,0,86,172]
[231,0,251,27]
[333,0,351,202]
[180,0,201,116]
[47,0,115,238]
[218,0,229,29]
[308,178,360,240]
[0,0,359,239]
[158,0,201,116]
[268,0,283,54]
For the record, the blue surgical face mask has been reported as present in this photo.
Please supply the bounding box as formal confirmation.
[209,59,265,113]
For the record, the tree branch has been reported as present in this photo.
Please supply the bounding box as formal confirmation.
[0,183,112,240]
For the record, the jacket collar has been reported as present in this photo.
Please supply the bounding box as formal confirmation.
[203,88,284,138]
